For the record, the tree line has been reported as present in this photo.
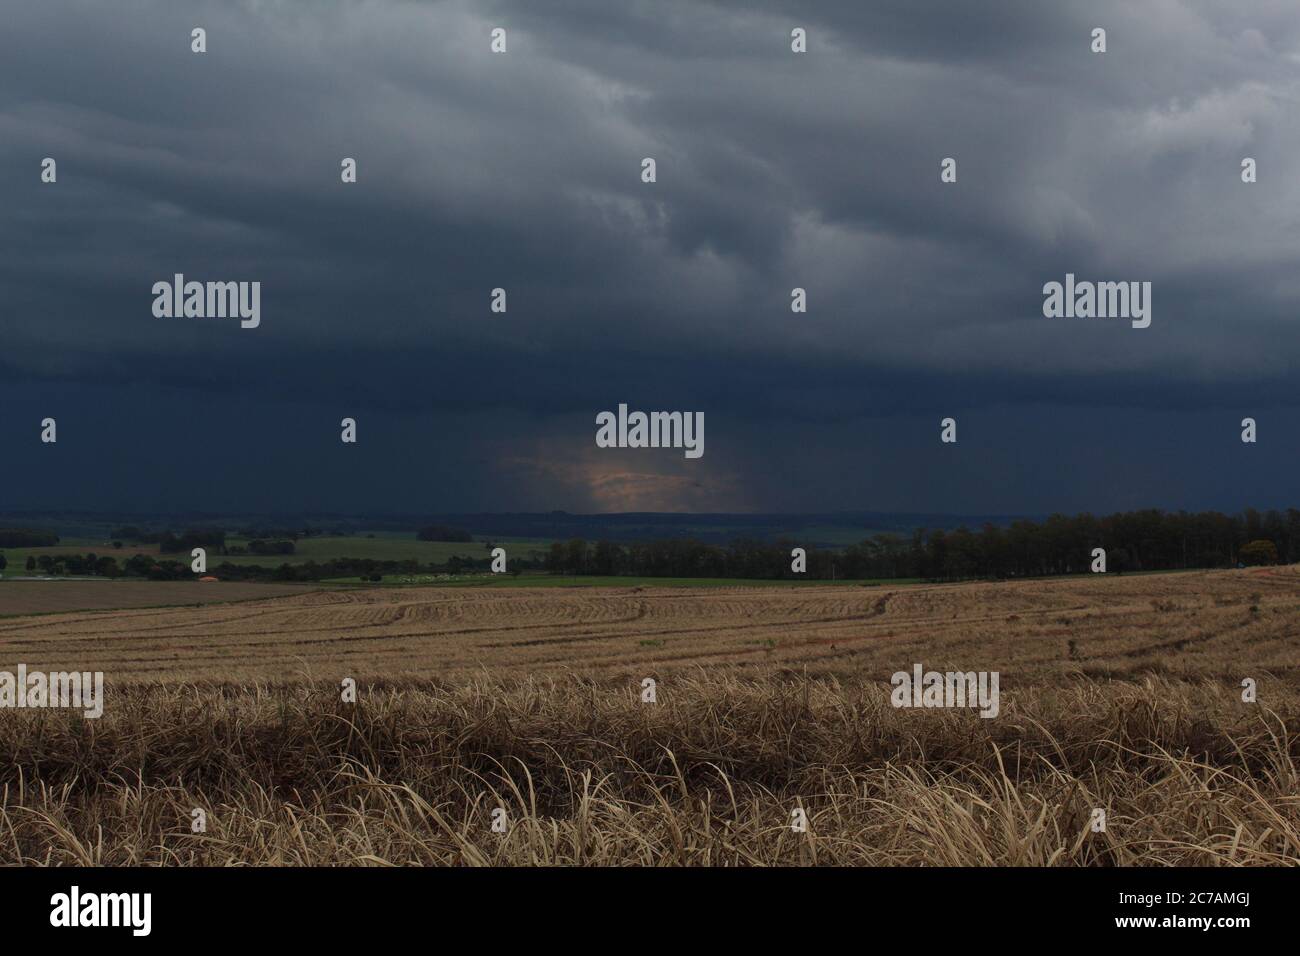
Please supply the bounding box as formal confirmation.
[5,552,502,582]
[6,508,1295,583]
[114,526,337,547]
[0,529,59,548]
[543,508,1300,580]
[416,525,474,542]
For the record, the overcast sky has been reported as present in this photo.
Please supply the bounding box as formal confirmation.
[1,0,1297,515]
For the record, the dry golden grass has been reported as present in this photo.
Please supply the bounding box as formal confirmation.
[0,566,1295,865]
[0,676,1294,865]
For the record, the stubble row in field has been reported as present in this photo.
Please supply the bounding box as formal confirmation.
[0,566,1295,688]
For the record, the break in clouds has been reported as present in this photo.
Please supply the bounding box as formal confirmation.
[1,0,1298,513]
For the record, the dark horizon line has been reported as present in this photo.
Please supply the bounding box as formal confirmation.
[2,505,1294,523]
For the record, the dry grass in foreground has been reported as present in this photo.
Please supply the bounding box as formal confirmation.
[0,673,1295,866]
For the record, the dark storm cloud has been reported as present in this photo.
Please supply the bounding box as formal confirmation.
[0,0,1296,513]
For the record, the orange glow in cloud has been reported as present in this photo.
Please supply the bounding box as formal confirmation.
[500,448,748,512]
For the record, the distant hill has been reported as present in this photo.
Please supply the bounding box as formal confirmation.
[0,510,1034,547]
[392,512,1037,546]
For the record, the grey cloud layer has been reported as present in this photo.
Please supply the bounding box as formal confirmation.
[0,0,1296,512]
[3,1,1296,380]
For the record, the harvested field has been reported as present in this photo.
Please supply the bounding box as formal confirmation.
[0,566,1296,866]
[0,581,317,617]
[0,566,1296,685]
